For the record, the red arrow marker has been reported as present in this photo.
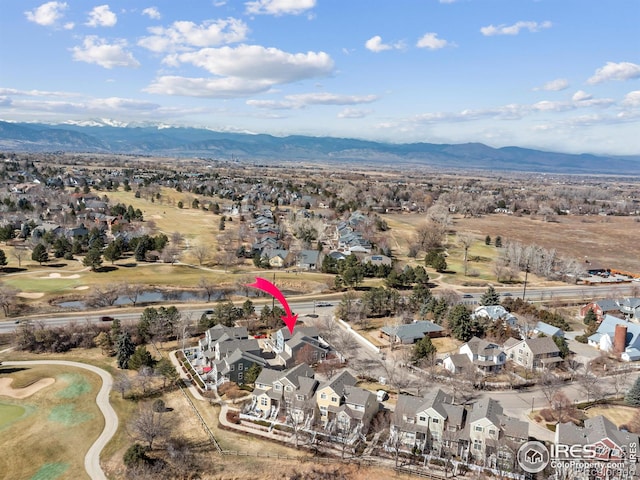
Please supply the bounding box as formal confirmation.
[246,277,298,334]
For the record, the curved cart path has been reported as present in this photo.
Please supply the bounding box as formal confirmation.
[4,360,117,480]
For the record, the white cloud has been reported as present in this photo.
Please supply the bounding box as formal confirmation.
[248,92,378,110]
[416,33,452,50]
[138,18,249,52]
[145,76,272,98]
[245,0,316,16]
[63,22,75,30]
[0,87,77,97]
[587,61,640,84]
[86,5,117,28]
[572,90,592,102]
[535,78,569,92]
[142,7,161,20]
[365,36,391,52]
[168,44,334,83]
[25,1,68,26]
[365,35,404,53]
[480,20,552,36]
[286,92,378,106]
[338,108,371,119]
[439,0,457,3]
[622,90,640,107]
[71,36,140,69]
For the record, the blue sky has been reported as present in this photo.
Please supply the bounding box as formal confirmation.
[1,0,639,155]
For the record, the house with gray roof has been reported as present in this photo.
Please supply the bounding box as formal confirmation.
[392,389,466,455]
[211,348,267,386]
[504,336,563,370]
[298,249,321,270]
[271,326,330,368]
[580,299,623,322]
[250,363,317,422]
[619,298,640,321]
[556,416,640,479]
[457,336,506,374]
[471,305,517,328]
[316,370,378,436]
[467,398,528,466]
[380,320,445,345]
[533,321,564,338]
[588,314,640,362]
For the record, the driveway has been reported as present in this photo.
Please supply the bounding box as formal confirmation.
[4,360,117,480]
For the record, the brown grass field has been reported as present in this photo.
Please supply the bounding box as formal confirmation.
[0,364,103,480]
[584,404,639,428]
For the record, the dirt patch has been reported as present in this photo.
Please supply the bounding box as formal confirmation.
[0,377,55,399]
[17,292,45,299]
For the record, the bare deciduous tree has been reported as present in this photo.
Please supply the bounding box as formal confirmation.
[191,243,210,266]
[129,401,171,449]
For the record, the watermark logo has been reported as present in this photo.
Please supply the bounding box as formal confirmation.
[517,441,550,473]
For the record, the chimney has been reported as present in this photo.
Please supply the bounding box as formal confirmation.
[614,324,627,354]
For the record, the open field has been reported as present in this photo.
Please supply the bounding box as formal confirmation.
[0,364,102,480]
[453,213,640,274]
[584,404,638,428]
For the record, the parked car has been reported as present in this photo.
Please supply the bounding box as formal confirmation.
[316,301,333,307]
[100,316,114,322]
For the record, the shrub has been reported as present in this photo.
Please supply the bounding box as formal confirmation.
[226,410,240,424]
[123,443,150,468]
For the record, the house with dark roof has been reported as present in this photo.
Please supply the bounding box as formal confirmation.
[271,326,330,368]
[316,370,379,435]
[211,348,267,386]
[504,337,563,370]
[445,337,506,375]
[619,298,640,321]
[467,398,528,466]
[380,320,445,345]
[580,299,623,322]
[250,363,317,421]
[298,249,321,271]
[392,389,466,455]
[556,416,640,479]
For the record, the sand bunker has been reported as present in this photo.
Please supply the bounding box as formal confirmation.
[75,286,89,290]
[17,292,45,299]
[0,377,55,399]
[39,273,81,280]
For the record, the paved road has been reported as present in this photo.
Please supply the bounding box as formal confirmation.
[3,360,117,480]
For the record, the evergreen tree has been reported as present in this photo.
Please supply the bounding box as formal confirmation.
[128,345,156,371]
[583,309,598,325]
[83,247,103,271]
[447,304,483,342]
[411,336,437,363]
[103,240,122,264]
[480,285,501,306]
[485,235,491,245]
[244,363,262,384]
[495,236,503,248]
[116,332,136,369]
[432,253,447,273]
[0,248,7,268]
[553,335,570,358]
[625,377,640,407]
[31,243,48,265]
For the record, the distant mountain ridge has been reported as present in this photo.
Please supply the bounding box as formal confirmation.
[0,120,638,174]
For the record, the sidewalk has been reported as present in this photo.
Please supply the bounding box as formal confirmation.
[218,403,300,445]
[168,349,214,402]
